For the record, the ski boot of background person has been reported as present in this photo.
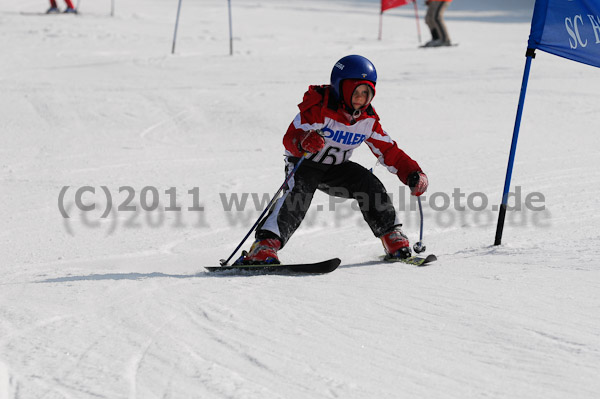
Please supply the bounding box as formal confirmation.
[422,39,452,48]
[380,227,412,260]
[64,7,77,14]
[46,6,60,13]
[234,238,281,265]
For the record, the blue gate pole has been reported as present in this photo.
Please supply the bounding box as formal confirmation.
[494,48,536,246]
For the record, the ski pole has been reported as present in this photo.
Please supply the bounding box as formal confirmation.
[413,196,426,254]
[219,154,308,266]
[172,0,183,54]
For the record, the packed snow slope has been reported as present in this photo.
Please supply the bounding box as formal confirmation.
[1,0,600,398]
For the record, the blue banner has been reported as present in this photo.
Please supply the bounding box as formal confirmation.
[529,0,600,68]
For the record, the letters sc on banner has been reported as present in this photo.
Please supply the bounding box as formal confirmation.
[565,14,600,49]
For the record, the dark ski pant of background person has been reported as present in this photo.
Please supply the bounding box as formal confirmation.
[425,1,451,44]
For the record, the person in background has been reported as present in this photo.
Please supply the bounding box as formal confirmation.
[47,0,77,14]
[424,0,452,47]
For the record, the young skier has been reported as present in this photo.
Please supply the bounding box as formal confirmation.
[46,0,77,14]
[237,55,428,264]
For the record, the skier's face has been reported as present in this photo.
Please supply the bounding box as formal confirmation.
[351,84,371,110]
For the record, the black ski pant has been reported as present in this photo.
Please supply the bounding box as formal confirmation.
[425,1,451,43]
[256,158,399,248]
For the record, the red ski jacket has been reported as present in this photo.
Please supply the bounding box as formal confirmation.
[283,85,422,184]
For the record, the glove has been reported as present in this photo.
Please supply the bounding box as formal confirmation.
[408,171,428,196]
[299,130,325,154]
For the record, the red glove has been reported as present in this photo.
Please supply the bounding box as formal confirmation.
[408,171,428,196]
[299,130,325,154]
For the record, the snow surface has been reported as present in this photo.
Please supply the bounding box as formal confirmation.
[2,0,600,398]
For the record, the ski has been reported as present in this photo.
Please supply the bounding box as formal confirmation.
[381,253,437,266]
[419,43,459,49]
[20,11,79,16]
[206,258,341,274]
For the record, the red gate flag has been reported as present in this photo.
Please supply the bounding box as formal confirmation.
[381,0,411,13]
[378,0,421,42]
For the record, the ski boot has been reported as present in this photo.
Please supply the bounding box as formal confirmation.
[64,7,77,14]
[234,238,281,265]
[46,6,60,14]
[422,39,452,48]
[380,228,412,260]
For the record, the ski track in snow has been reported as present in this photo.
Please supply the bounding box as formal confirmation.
[2,0,600,398]
[0,359,14,399]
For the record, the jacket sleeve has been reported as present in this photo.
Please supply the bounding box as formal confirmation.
[283,86,327,157]
[365,121,422,185]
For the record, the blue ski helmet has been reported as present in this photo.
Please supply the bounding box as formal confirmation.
[330,55,377,100]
